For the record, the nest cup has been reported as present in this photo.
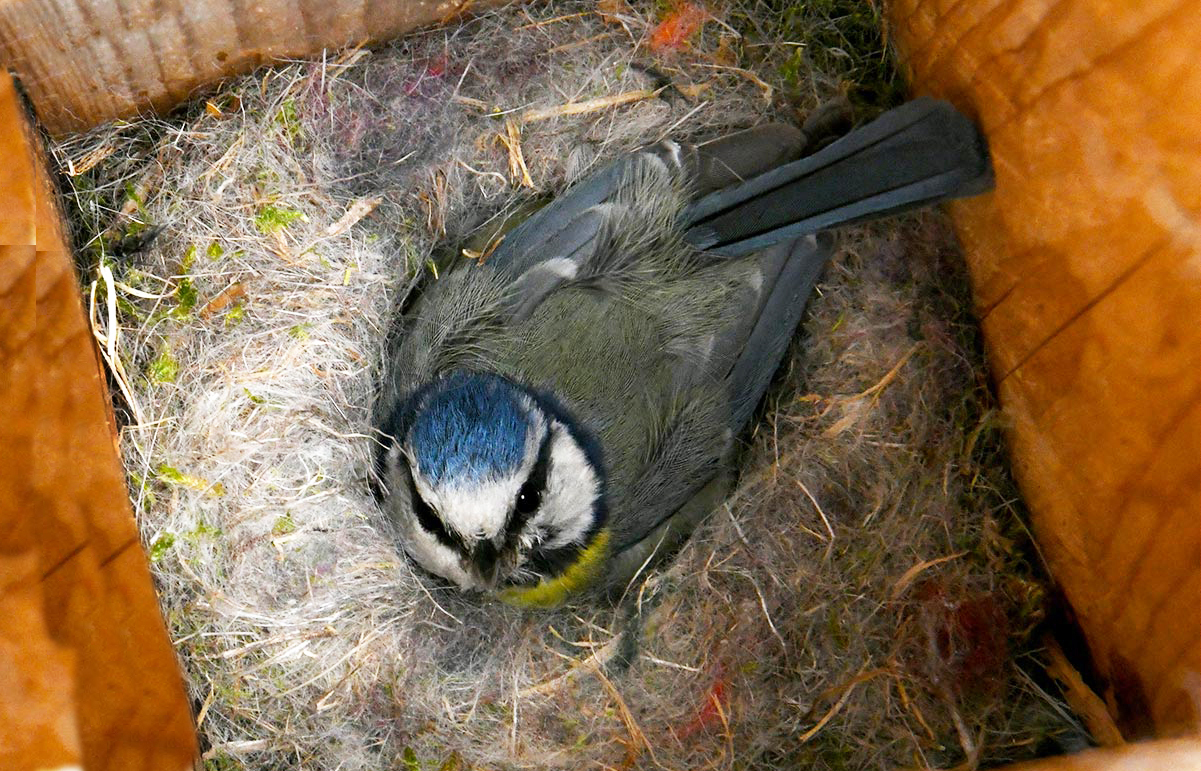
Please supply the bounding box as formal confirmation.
[50,2,1082,768]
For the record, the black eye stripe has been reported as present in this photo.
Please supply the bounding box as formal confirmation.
[406,464,463,552]
[505,426,553,543]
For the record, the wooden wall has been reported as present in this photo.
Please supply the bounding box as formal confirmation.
[885,0,1201,739]
[0,0,509,135]
[986,738,1201,771]
[0,72,198,771]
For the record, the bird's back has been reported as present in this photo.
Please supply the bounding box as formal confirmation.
[376,98,993,580]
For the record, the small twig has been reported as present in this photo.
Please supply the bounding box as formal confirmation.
[695,62,773,103]
[710,684,735,761]
[894,675,937,741]
[592,661,658,767]
[521,88,661,122]
[748,576,787,656]
[202,740,271,759]
[853,343,920,401]
[112,280,174,300]
[510,669,520,755]
[642,654,700,672]
[89,266,144,424]
[799,667,886,743]
[890,551,968,600]
[796,478,835,543]
[454,159,508,190]
[323,196,382,238]
[654,100,708,143]
[195,684,216,728]
[1044,637,1125,746]
[547,32,611,54]
[199,281,247,319]
[451,94,491,112]
[724,504,751,549]
[823,343,920,437]
[64,141,117,176]
[516,10,591,28]
[518,635,620,697]
[947,699,980,769]
[198,133,246,183]
[498,119,534,188]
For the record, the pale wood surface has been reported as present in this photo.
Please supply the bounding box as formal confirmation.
[0,0,511,135]
[980,738,1201,771]
[0,71,198,771]
[886,0,1201,739]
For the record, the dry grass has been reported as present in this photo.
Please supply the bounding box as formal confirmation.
[50,2,1088,769]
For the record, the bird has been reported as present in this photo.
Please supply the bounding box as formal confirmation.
[371,97,993,608]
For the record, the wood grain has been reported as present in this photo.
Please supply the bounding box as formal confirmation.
[886,0,1201,739]
[0,0,511,135]
[0,72,198,771]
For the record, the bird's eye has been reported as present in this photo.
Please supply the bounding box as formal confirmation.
[507,428,552,537]
[514,480,542,515]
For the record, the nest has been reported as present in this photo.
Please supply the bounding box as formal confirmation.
[51,2,1087,768]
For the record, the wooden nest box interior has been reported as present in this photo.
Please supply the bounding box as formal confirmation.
[1,0,1197,769]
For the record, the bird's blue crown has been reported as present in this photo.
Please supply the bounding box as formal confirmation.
[408,372,530,487]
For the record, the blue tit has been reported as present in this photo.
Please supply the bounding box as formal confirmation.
[372,98,992,607]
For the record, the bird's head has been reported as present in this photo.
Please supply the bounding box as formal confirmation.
[376,372,607,595]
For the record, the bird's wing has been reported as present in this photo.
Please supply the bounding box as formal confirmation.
[684,97,993,256]
[610,101,993,554]
[485,123,810,303]
[713,233,834,431]
[603,234,831,553]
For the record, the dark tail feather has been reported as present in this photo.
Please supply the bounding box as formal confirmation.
[683,98,993,257]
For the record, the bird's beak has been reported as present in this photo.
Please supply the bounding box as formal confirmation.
[466,540,501,589]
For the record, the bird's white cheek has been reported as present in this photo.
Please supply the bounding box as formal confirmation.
[535,427,601,549]
[400,516,477,590]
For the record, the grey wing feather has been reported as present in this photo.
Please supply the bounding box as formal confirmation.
[688,122,805,195]
[722,234,833,430]
[683,97,993,256]
[497,206,606,321]
[488,155,646,278]
[487,122,807,279]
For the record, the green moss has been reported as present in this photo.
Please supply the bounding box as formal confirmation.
[115,294,143,321]
[203,751,239,771]
[174,276,198,316]
[149,532,176,562]
[181,243,197,271]
[254,204,305,234]
[276,97,301,142]
[155,463,226,496]
[186,522,224,543]
[123,181,146,211]
[436,752,463,771]
[148,348,179,384]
